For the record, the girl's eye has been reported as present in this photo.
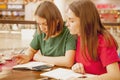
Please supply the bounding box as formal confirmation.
[43,23,47,26]
[70,21,74,23]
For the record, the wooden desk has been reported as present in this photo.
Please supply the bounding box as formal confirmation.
[0,61,59,80]
[1,60,119,80]
[0,70,42,80]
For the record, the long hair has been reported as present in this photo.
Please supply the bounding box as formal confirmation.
[69,0,118,60]
[35,1,63,40]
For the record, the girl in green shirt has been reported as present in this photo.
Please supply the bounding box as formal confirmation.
[13,1,76,67]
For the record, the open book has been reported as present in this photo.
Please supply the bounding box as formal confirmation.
[41,68,95,80]
[13,61,54,71]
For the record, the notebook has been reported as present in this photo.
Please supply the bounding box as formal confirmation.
[40,68,95,80]
[13,61,54,71]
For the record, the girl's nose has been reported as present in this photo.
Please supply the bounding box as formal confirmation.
[65,21,69,27]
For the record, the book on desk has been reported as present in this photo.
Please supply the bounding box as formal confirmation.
[13,61,54,71]
[41,68,95,80]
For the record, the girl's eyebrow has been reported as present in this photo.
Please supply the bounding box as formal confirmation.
[69,17,76,21]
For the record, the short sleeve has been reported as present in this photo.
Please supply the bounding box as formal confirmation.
[30,33,40,50]
[66,30,76,51]
[98,36,119,67]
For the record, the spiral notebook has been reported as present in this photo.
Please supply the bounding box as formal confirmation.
[41,68,95,80]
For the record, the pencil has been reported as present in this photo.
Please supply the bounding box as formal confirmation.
[19,48,25,54]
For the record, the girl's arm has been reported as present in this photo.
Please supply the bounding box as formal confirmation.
[71,62,120,80]
[33,50,75,67]
[13,46,38,64]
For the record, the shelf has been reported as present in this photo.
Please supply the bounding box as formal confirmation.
[103,22,120,26]
[0,9,24,11]
[0,19,36,24]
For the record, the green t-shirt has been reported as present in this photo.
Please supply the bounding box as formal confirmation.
[30,26,76,56]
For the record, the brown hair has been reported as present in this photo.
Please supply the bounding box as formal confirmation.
[35,1,63,39]
[69,0,118,60]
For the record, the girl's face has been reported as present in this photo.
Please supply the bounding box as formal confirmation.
[66,9,80,35]
[35,16,48,34]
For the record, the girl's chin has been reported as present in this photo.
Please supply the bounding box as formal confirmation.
[70,32,78,35]
[70,32,75,34]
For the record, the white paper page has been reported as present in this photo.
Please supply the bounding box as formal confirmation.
[41,68,95,80]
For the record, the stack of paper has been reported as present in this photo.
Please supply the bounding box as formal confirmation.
[40,68,95,80]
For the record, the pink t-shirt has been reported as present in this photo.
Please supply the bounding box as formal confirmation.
[75,35,119,75]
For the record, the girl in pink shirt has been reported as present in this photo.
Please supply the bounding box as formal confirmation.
[66,0,120,80]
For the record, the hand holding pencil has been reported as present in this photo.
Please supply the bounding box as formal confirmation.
[12,54,31,64]
[12,48,31,64]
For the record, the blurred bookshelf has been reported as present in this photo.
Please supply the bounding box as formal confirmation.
[0,20,36,52]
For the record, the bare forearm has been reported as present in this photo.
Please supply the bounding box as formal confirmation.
[72,63,120,80]
[98,73,120,80]
[25,47,38,61]
[80,73,120,80]
[33,50,75,67]
[40,56,74,67]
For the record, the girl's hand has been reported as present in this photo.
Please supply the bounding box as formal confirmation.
[12,54,31,64]
[72,63,85,74]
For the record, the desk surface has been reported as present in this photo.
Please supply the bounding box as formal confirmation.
[0,61,60,80]
[1,60,120,80]
[1,70,42,80]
